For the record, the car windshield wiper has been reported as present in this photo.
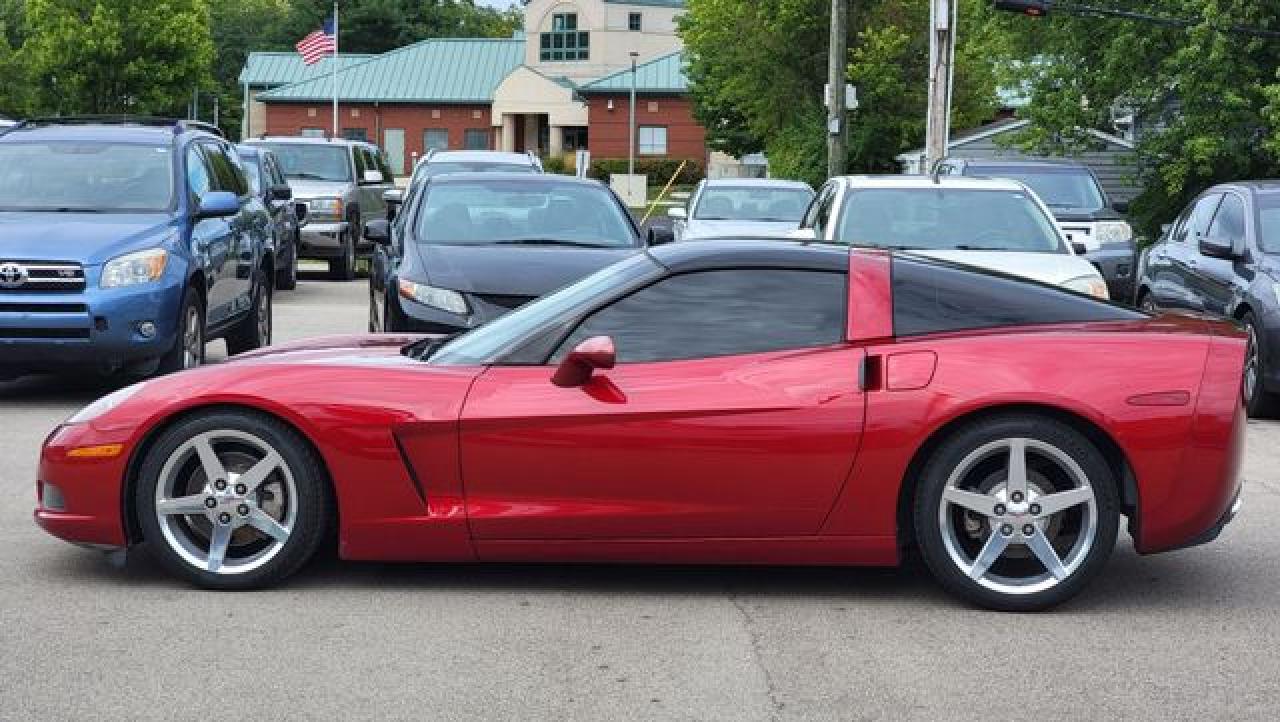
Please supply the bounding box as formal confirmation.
[491,239,614,248]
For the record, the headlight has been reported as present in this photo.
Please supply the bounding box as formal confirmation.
[1095,220,1133,245]
[101,248,168,289]
[307,197,343,219]
[66,382,146,424]
[398,279,469,315]
[1064,275,1110,300]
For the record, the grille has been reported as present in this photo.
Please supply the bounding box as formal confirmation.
[0,261,86,292]
[474,293,535,311]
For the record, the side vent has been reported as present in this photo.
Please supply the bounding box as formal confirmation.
[392,434,428,507]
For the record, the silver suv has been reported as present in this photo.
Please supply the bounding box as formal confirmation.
[245,136,393,280]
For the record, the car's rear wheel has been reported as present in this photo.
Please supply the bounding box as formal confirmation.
[135,410,331,590]
[276,241,298,291]
[330,220,358,281]
[914,415,1119,611]
[226,269,272,355]
[157,288,204,375]
[1242,312,1279,418]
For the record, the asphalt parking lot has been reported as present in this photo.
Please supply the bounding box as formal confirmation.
[3,277,1280,721]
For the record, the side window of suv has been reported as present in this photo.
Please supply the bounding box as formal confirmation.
[185,144,213,201]
[552,269,847,364]
[1207,193,1246,245]
[1180,194,1222,244]
[352,146,369,178]
[202,142,248,197]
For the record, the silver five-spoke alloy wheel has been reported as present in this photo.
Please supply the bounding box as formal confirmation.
[154,429,296,574]
[938,437,1098,596]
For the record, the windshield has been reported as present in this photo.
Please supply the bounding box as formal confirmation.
[978,167,1106,212]
[429,254,660,365]
[1258,193,1280,253]
[835,188,1064,253]
[423,162,537,178]
[694,186,813,222]
[416,180,637,248]
[0,142,173,212]
[257,143,351,182]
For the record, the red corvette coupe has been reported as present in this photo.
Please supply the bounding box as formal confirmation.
[35,241,1246,610]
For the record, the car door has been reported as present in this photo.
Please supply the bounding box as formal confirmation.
[1193,191,1247,315]
[458,267,865,541]
[262,154,292,251]
[202,141,256,317]
[1159,193,1222,311]
[357,146,390,222]
[185,143,239,325]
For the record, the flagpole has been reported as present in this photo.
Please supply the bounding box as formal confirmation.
[332,1,339,138]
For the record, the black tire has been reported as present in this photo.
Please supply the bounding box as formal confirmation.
[275,242,298,291]
[157,287,205,375]
[913,414,1120,612]
[368,285,380,332]
[1242,312,1280,418]
[226,269,272,355]
[1137,288,1157,313]
[135,410,331,590]
[330,220,357,281]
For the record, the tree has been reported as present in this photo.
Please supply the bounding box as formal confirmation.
[23,0,213,116]
[680,0,1000,187]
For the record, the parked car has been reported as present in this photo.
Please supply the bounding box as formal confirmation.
[0,117,274,380]
[38,241,1245,612]
[1135,181,1280,416]
[366,173,657,334]
[795,175,1110,298]
[236,145,306,290]
[384,149,543,220]
[244,136,393,280]
[938,158,1136,299]
[666,179,814,240]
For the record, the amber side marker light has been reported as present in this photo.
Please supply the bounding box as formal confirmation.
[66,444,124,459]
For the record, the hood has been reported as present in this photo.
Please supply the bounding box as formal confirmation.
[911,250,1103,286]
[288,179,352,200]
[1049,209,1124,223]
[230,333,428,365]
[410,243,640,295]
[0,212,178,266]
[684,219,800,239]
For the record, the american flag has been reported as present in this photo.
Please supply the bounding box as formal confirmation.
[295,16,336,66]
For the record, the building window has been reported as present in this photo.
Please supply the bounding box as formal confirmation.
[424,128,449,151]
[464,128,490,150]
[563,127,588,151]
[629,12,642,31]
[638,126,668,155]
[342,128,368,142]
[300,127,325,138]
[540,13,588,61]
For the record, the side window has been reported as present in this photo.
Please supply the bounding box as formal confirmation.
[553,269,847,364]
[202,142,248,197]
[266,155,287,186]
[1207,193,1246,244]
[185,144,212,200]
[1183,194,1223,242]
[353,147,369,177]
[374,149,393,180]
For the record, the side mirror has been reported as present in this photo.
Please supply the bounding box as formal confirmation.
[648,227,675,245]
[1112,200,1130,214]
[789,227,818,241]
[194,191,240,219]
[667,206,687,220]
[362,169,384,184]
[1199,236,1237,259]
[270,184,293,202]
[364,219,392,246]
[1071,241,1089,256]
[552,336,616,388]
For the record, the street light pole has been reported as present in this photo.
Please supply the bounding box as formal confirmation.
[628,51,638,179]
[925,0,958,172]
[826,0,848,177]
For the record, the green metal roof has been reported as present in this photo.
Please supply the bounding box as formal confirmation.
[238,52,376,88]
[604,0,686,7]
[578,52,688,94]
[258,39,524,104]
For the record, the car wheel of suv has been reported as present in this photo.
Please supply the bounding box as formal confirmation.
[226,270,272,355]
[914,414,1120,612]
[135,409,332,590]
[276,242,298,291]
[330,230,356,281]
[1242,312,1279,418]
[1137,289,1157,313]
[157,288,205,375]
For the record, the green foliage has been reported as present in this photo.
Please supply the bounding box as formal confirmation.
[541,153,568,174]
[680,0,1000,178]
[23,0,214,116]
[588,158,705,186]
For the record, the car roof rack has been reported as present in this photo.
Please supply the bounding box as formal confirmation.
[12,115,225,138]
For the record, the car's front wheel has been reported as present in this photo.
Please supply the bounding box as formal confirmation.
[225,269,272,355]
[914,414,1119,611]
[135,410,331,589]
[1242,312,1279,418]
[156,288,204,375]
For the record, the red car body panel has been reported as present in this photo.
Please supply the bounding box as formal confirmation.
[34,254,1247,567]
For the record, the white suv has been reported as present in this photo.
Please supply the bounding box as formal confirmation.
[794,175,1109,298]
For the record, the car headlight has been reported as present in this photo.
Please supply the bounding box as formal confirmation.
[1095,220,1133,244]
[101,248,168,289]
[1064,275,1111,300]
[307,197,343,220]
[66,382,146,424]
[398,279,469,315]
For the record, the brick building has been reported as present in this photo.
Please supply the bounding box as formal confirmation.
[240,0,708,177]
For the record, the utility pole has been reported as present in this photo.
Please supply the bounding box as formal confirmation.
[826,0,848,177]
[925,0,958,172]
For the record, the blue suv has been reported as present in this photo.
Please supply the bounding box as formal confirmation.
[0,117,275,380]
